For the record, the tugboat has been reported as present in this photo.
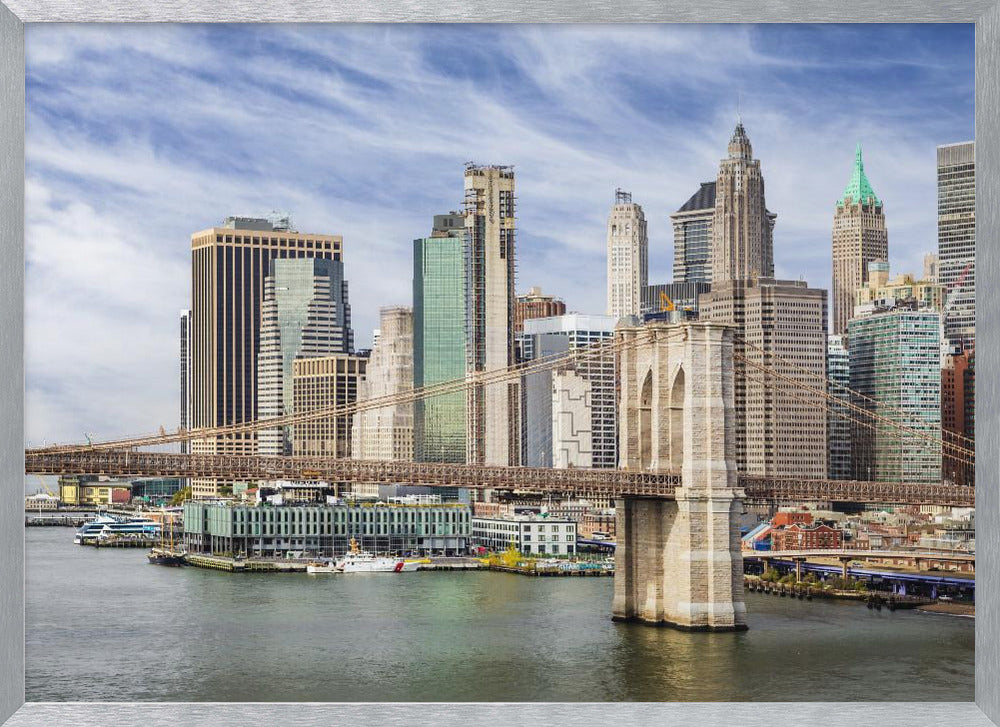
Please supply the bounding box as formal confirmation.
[335,538,417,573]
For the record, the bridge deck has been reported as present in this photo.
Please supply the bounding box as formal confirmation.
[23,450,975,506]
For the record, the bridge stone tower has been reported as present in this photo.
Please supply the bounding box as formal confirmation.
[613,321,747,631]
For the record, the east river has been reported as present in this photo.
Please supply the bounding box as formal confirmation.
[25,527,974,702]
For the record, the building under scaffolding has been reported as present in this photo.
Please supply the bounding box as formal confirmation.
[464,163,519,467]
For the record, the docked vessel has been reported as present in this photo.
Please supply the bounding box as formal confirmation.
[74,514,161,545]
[334,538,418,573]
[147,547,187,566]
[147,510,186,566]
[306,560,339,574]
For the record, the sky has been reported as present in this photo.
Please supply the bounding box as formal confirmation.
[24,23,974,449]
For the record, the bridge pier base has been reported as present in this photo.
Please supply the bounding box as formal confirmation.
[612,490,747,632]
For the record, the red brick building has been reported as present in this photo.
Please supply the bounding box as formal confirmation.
[771,523,843,550]
[942,350,974,485]
[771,511,813,528]
[514,286,566,334]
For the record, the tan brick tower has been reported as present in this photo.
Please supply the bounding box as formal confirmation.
[613,321,747,631]
[832,144,888,335]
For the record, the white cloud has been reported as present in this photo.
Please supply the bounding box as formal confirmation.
[24,24,973,446]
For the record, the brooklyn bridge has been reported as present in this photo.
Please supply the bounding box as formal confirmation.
[24,321,975,632]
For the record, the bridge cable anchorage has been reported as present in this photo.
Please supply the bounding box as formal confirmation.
[740,370,973,467]
[26,328,657,455]
[734,334,976,450]
[733,352,974,463]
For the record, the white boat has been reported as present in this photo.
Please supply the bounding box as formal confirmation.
[335,538,416,573]
[306,560,339,574]
[74,514,161,544]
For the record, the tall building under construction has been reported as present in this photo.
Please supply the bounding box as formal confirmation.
[464,164,518,466]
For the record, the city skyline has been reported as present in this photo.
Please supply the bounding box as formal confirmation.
[25,23,974,446]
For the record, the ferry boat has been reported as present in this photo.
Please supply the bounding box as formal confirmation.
[74,514,161,544]
[334,538,418,573]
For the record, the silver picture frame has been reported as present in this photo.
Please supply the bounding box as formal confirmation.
[1,3,997,725]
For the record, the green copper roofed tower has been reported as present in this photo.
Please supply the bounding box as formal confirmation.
[831,142,889,335]
[838,143,882,208]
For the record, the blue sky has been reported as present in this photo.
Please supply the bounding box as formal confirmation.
[24,23,974,447]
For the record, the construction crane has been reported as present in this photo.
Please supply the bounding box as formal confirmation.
[35,474,57,498]
[659,291,675,312]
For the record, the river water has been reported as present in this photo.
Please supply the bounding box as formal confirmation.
[25,527,974,702]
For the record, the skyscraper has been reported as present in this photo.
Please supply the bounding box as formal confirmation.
[699,123,825,478]
[827,334,851,479]
[292,355,367,459]
[351,306,414,463]
[179,310,191,457]
[520,314,618,469]
[849,303,942,484]
[710,122,775,284]
[701,278,828,478]
[941,348,973,486]
[937,141,975,350]
[464,164,518,466]
[670,181,716,284]
[189,215,342,499]
[256,257,353,456]
[606,189,648,320]
[923,252,939,283]
[831,144,889,335]
[413,214,467,464]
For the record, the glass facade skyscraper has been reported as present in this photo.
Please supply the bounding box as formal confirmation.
[257,257,353,456]
[413,220,467,463]
[827,334,851,479]
[848,306,942,484]
[937,141,975,350]
[670,181,715,284]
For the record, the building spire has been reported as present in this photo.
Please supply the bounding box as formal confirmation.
[838,142,881,207]
[728,119,752,160]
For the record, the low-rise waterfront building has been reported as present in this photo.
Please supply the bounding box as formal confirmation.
[770,523,843,550]
[25,493,59,510]
[57,475,131,506]
[183,501,471,558]
[471,514,577,556]
[130,477,184,503]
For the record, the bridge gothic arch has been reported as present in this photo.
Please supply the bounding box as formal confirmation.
[668,365,685,471]
[614,321,746,631]
[639,369,653,470]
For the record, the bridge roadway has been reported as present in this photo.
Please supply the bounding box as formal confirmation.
[744,549,975,565]
[23,450,976,506]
